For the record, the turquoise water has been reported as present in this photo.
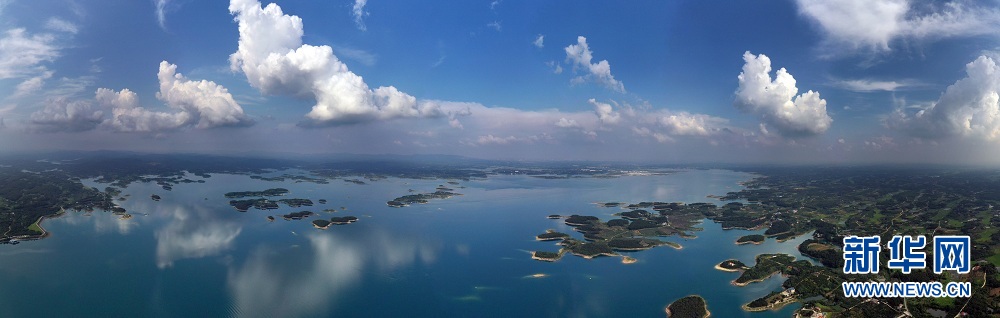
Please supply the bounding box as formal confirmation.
[0,169,811,317]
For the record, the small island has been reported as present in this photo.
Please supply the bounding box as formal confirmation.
[311,219,331,229]
[312,216,359,229]
[277,198,313,207]
[281,211,315,220]
[665,295,710,318]
[229,199,279,212]
[531,206,701,262]
[329,216,358,224]
[344,179,366,185]
[531,250,563,262]
[386,189,461,207]
[224,188,289,198]
[150,194,161,201]
[228,197,315,212]
[735,234,765,245]
[714,259,748,272]
[535,230,570,241]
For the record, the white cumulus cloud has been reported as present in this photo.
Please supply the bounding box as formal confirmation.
[103,61,253,132]
[29,98,103,132]
[887,55,1000,141]
[657,112,729,137]
[564,36,625,93]
[228,0,442,126]
[589,98,621,125]
[555,117,579,128]
[735,51,832,137]
[533,34,544,48]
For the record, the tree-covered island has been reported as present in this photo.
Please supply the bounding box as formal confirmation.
[665,295,710,318]
[386,189,461,207]
[714,259,748,272]
[735,234,765,245]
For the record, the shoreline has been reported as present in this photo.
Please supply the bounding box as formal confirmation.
[4,209,62,242]
[714,264,743,272]
[742,297,797,312]
[530,251,561,262]
[731,271,779,287]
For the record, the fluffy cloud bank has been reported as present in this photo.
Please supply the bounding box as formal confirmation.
[104,61,253,132]
[29,98,103,132]
[229,0,441,126]
[564,36,625,93]
[735,51,832,137]
[30,61,252,133]
[887,56,1000,141]
[797,0,1000,53]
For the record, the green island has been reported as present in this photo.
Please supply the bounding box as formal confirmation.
[312,216,359,229]
[227,198,314,212]
[386,190,461,207]
[280,211,315,220]
[224,188,290,198]
[330,216,359,224]
[531,250,563,262]
[535,230,570,241]
[531,211,692,261]
[228,199,279,212]
[665,295,710,318]
[735,234,764,245]
[278,198,313,207]
[714,259,748,272]
[250,174,329,184]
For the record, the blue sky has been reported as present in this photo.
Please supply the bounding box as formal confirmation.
[3,0,1000,164]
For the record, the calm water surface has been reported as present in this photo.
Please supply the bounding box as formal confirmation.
[0,169,813,317]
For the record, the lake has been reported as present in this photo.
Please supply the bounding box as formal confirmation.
[0,169,812,317]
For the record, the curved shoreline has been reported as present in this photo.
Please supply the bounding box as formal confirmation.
[714,264,742,272]
[742,297,797,312]
[731,271,780,287]
[3,210,60,242]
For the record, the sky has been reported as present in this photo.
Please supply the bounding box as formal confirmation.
[3,0,1000,164]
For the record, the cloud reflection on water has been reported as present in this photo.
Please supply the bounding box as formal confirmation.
[154,204,242,268]
[226,230,438,318]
